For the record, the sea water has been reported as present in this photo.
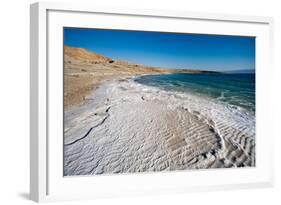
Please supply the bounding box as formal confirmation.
[134,73,255,114]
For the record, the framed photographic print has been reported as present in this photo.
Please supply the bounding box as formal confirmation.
[30,2,274,202]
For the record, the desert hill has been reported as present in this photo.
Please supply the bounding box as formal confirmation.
[64,46,111,62]
[63,46,218,109]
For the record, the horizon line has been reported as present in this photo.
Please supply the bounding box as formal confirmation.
[64,44,255,73]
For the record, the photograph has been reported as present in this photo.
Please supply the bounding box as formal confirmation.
[63,27,256,176]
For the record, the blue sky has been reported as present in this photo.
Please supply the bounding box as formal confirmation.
[64,27,255,72]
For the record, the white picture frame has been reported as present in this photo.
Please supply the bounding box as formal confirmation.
[30,1,274,202]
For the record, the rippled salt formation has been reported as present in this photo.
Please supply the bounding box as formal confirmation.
[64,79,255,176]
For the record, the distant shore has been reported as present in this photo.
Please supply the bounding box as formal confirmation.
[64,46,219,109]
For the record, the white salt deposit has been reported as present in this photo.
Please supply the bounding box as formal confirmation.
[64,78,255,176]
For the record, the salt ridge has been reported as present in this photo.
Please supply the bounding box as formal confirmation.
[63,78,255,176]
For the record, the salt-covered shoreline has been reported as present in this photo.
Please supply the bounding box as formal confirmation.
[64,77,255,176]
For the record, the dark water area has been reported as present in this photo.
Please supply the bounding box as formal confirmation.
[135,73,255,113]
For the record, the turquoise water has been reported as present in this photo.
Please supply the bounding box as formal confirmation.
[134,73,255,113]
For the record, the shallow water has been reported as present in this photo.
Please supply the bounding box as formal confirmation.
[134,73,255,113]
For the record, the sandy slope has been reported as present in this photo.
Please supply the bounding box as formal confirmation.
[63,46,219,109]
[64,46,170,109]
[64,79,255,176]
